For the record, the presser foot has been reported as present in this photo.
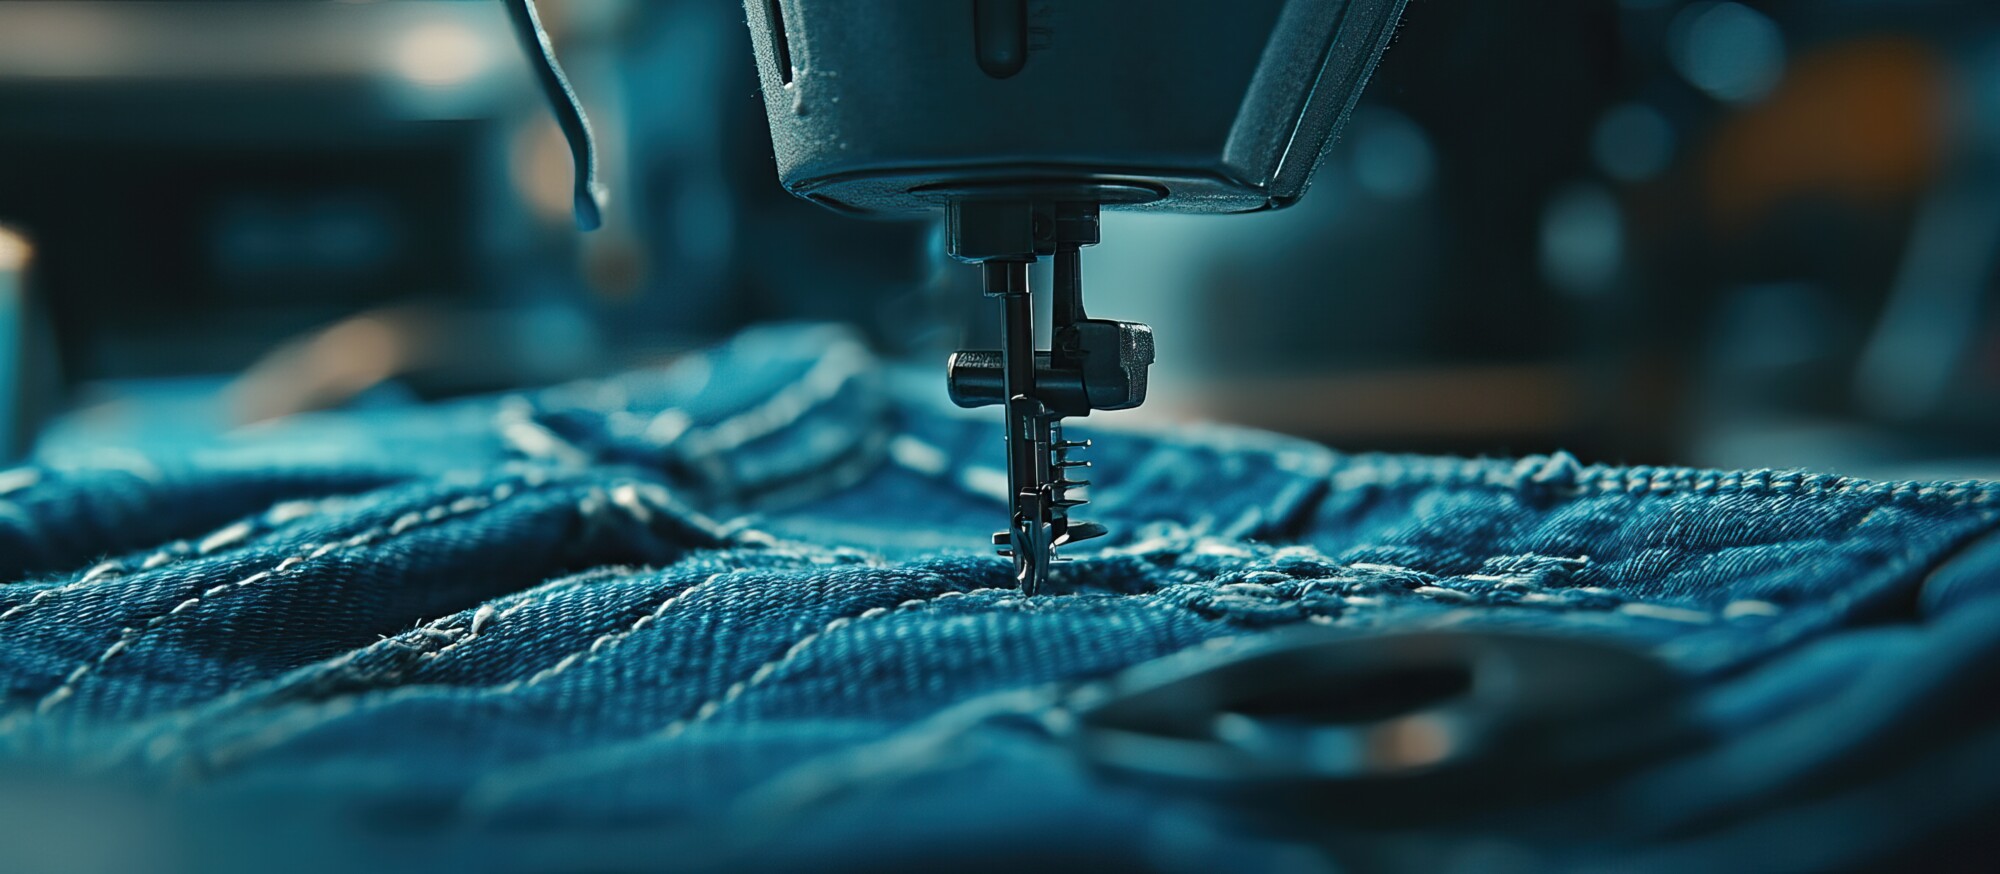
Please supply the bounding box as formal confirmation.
[990,416,1105,594]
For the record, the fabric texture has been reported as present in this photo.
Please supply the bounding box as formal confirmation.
[0,323,1995,873]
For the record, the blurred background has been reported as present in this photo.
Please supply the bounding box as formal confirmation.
[4,0,2000,479]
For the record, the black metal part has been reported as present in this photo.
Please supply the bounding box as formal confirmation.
[946,199,1048,262]
[741,0,1411,216]
[503,0,607,232]
[1065,629,1693,822]
[945,331,1152,415]
[983,260,1057,593]
[972,0,1030,80]
[949,200,1144,593]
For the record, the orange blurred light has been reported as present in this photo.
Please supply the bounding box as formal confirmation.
[1704,38,1955,233]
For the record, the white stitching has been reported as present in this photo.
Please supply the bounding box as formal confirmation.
[416,604,495,663]
[658,584,1000,739]
[25,479,538,717]
[1,495,355,626]
[1615,602,1715,624]
[495,572,730,692]
[1090,536,1723,622]
[735,427,893,509]
[181,571,736,769]
[1411,585,1472,602]
[0,582,91,623]
[1328,453,2000,506]
[495,397,592,467]
[886,436,949,477]
[676,337,872,457]
[432,592,549,654]
[608,484,653,525]
[196,520,255,555]
[252,574,597,701]
[1722,599,1783,619]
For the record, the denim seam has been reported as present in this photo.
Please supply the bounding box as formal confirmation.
[495,571,732,692]
[744,427,893,509]
[111,503,603,712]
[417,568,683,667]
[408,572,588,660]
[658,582,1006,739]
[494,334,870,477]
[166,568,720,760]
[130,573,671,769]
[178,578,1002,772]
[886,435,950,479]
[0,495,354,627]
[1182,566,1620,606]
[887,435,1008,507]
[27,476,549,717]
[1334,454,2000,507]
[358,604,498,672]
[497,398,592,468]
[304,567,636,692]
[417,597,533,664]
[672,335,872,460]
[339,554,836,690]
[603,480,869,560]
[1101,537,1742,623]
[1191,584,1723,625]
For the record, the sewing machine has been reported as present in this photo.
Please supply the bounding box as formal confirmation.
[509,0,1409,593]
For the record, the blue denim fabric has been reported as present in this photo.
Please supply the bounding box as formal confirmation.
[0,323,1995,873]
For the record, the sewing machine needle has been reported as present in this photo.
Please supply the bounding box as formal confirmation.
[987,261,1054,595]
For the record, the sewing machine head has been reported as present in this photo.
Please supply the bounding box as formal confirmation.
[510,0,1405,592]
[730,0,1405,591]
[527,0,1408,592]
[740,0,1407,219]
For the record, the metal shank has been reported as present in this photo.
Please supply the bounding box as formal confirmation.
[950,201,1149,595]
[987,261,1054,594]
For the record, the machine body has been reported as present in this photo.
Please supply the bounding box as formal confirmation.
[741,0,1409,217]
